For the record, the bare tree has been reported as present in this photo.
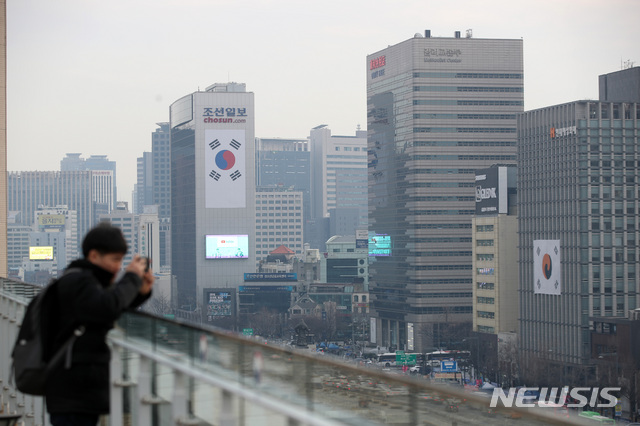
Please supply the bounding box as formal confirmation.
[145,289,172,316]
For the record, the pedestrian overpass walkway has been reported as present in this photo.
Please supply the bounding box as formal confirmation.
[0,277,582,425]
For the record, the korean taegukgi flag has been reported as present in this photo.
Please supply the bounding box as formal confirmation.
[205,129,246,208]
[533,240,561,295]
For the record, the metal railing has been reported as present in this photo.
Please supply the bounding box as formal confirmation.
[1,277,588,425]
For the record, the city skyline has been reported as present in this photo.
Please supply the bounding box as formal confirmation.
[7,0,640,205]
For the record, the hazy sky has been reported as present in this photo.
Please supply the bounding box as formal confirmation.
[7,0,640,205]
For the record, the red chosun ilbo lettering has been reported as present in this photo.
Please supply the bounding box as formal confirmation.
[370,55,386,70]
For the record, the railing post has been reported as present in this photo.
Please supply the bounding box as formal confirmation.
[136,356,152,425]
[172,370,188,424]
[109,345,123,426]
[219,390,235,426]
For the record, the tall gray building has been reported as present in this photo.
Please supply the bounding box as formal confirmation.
[152,122,171,219]
[366,31,523,352]
[61,153,117,211]
[518,100,640,372]
[7,171,94,253]
[170,83,255,312]
[255,137,310,244]
[599,66,640,103]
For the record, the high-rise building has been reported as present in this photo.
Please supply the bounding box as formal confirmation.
[366,31,523,352]
[518,100,640,371]
[99,202,136,266]
[7,171,94,251]
[472,166,518,337]
[255,188,304,262]
[61,153,117,212]
[34,205,79,263]
[255,137,310,241]
[170,82,255,312]
[136,206,160,272]
[599,66,640,103]
[0,2,7,277]
[152,122,171,219]
[134,152,153,214]
[309,126,367,252]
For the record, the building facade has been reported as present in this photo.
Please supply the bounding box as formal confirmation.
[310,125,367,243]
[255,188,304,262]
[7,171,95,252]
[61,153,117,211]
[518,100,640,370]
[170,82,256,311]
[255,137,310,246]
[366,32,523,352]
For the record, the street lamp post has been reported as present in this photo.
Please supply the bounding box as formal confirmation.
[464,336,480,383]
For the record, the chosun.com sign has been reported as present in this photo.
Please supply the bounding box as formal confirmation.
[490,387,620,408]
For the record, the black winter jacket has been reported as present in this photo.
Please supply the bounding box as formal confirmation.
[44,259,150,415]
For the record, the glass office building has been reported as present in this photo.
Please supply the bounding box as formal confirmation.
[518,101,640,368]
[366,32,523,351]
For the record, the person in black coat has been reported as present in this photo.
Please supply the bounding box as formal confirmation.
[44,223,155,426]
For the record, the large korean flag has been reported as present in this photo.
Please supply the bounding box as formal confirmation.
[533,240,561,295]
[205,129,246,208]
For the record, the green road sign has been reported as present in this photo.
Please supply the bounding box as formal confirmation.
[243,328,254,336]
[395,351,417,365]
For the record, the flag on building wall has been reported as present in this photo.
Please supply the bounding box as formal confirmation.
[533,240,561,295]
[205,129,246,208]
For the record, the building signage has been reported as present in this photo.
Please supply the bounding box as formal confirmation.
[370,55,386,70]
[550,125,576,138]
[475,169,499,215]
[205,129,246,208]
[239,285,294,292]
[29,246,54,261]
[370,55,386,79]
[475,167,510,216]
[424,48,462,63]
[38,214,66,228]
[205,290,234,319]
[356,229,368,249]
[243,273,297,282]
[203,107,248,124]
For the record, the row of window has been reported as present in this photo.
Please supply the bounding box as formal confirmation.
[412,209,475,215]
[333,147,363,151]
[477,282,494,290]
[477,296,495,304]
[413,127,517,133]
[477,311,495,319]
[408,197,475,203]
[414,140,516,147]
[476,225,494,232]
[414,86,523,92]
[412,72,523,79]
[476,254,494,261]
[413,99,523,106]
[415,251,472,257]
[414,113,517,120]
[256,207,302,211]
[414,264,473,270]
[476,239,494,246]
[411,154,516,161]
[408,279,472,285]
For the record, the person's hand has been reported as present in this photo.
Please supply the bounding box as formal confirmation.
[125,255,147,277]
[140,266,155,296]
[125,255,155,295]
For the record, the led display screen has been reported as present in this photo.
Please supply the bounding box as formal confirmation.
[205,234,249,259]
[29,246,54,261]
